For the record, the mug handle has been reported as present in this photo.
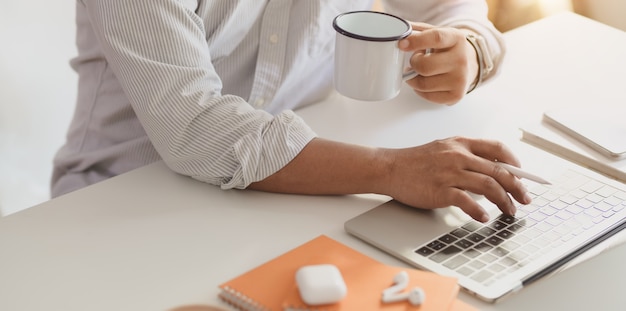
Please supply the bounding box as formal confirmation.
[402,48,432,81]
[402,70,418,81]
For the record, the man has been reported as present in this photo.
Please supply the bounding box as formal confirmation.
[52,0,529,222]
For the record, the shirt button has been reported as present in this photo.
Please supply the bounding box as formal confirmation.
[269,34,279,44]
[254,98,265,107]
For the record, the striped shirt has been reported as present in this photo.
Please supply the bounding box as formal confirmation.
[51,0,504,197]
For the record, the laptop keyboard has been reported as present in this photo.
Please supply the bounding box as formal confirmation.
[414,170,626,286]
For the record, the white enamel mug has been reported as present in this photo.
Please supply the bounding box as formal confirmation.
[333,11,414,101]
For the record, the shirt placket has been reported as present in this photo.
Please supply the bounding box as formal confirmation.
[248,0,292,109]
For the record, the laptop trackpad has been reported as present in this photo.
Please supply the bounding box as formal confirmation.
[345,200,476,260]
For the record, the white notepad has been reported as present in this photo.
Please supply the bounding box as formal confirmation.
[543,108,626,159]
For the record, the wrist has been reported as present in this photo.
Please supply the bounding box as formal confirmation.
[371,147,397,196]
[465,33,494,93]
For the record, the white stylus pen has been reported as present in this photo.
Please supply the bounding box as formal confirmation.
[496,162,552,185]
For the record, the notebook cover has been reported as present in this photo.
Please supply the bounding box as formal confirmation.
[282,262,461,311]
[218,235,461,311]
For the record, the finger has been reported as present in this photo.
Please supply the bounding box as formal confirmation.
[408,74,466,105]
[408,22,435,32]
[465,138,521,167]
[409,51,457,77]
[457,169,518,216]
[408,70,465,92]
[446,187,490,222]
[408,74,454,92]
[459,145,530,208]
[424,145,518,219]
[400,28,462,52]
[412,89,462,106]
[449,137,530,207]
[488,162,532,206]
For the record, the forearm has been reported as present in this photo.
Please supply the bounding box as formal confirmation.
[250,136,531,223]
[248,138,391,195]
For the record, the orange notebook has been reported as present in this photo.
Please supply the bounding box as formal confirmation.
[218,235,472,311]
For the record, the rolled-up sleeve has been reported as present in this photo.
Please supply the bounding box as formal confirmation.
[82,0,316,189]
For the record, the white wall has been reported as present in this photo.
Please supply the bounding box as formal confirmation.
[0,2,77,215]
[577,0,626,31]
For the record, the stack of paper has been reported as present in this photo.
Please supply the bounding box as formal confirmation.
[520,119,626,183]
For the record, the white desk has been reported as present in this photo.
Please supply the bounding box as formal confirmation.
[1,13,625,311]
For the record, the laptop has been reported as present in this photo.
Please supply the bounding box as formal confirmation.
[345,167,626,302]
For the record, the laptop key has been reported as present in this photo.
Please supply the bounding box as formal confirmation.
[450,228,470,238]
[456,266,474,276]
[415,247,435,257]
[429,245,462,263]
[488,220,508,231]
[468,260,487,270]
[443,254,470,269]
[595,185,616,197]
[455,239,474,249]
[491,247,509,257]
[486,236,504,246]
[426,240,446,250]
[488,263,506,273]
[438,234,458,244]
[467,232,486,243]
[507,223,525,233]
[471,270,494,283]
[496,229,515,240]
[462,221,483,232]
[499,256,517,267]
[477,227,496,237]
[474,242,493,253]
[498,215,517,224]
[463,248,481,258]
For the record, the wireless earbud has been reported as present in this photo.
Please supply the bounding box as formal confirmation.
[382,271,409,297]
[382,287,425,306]
[381,271,426,306]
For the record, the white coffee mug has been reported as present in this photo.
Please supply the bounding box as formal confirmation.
[333,11,415,101]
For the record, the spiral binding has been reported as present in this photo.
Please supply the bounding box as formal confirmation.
[219,286,271,311]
